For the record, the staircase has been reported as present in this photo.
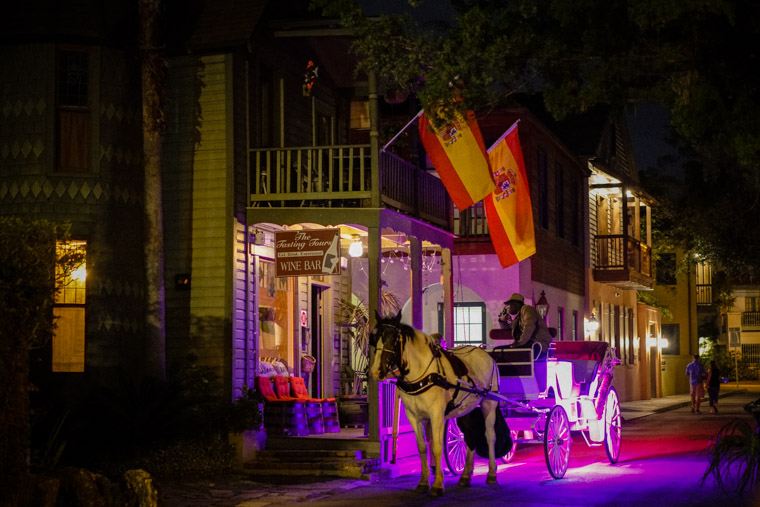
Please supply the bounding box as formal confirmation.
[243,449,388,481]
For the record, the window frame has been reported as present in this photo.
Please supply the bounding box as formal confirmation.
[56,46,94,174]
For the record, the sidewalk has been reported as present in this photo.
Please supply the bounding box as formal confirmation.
[620,382,751,421]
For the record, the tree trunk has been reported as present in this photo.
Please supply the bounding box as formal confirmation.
[139,0,166,380]
[0,343,30,506]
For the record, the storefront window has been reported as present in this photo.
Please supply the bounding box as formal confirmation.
[258,259,293,371]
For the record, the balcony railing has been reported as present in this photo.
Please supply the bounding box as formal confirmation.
[249,145,372,202]
[742,311,760,327]
[379,151,451,229]
[696,284,713,306]
[593,234,654,288]
[248,145,452,229]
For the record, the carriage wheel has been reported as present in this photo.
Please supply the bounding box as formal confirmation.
[604,387,622,464]
[544,405,571,479]
[444,419,466,475]
[500,430,519,463]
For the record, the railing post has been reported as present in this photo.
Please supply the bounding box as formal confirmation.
[369,71,380,208]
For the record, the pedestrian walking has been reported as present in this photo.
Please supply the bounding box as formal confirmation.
[686,354,706,414]
[706,360,721,414]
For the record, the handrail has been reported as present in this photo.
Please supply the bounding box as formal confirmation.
[248,145,452,230]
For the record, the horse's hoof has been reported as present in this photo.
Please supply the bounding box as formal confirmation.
[457,477,471,488]
[486,475,498,485]
[415,484,429,494]
[429,487,444,497]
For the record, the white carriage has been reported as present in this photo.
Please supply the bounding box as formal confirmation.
[444,340,622,479]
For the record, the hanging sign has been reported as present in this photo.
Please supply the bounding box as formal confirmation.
[300,310,309,328]
[275,228,341,277]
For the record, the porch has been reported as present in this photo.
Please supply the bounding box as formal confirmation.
[248,146,452,231]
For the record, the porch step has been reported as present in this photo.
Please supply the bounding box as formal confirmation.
[243,449,387,481]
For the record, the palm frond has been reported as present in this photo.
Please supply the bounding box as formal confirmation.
[703,419,760,493]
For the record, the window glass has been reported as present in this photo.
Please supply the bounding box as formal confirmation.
[59,51,88,106]
[661,323,680,355]
[53,241,86,372]
[656,253,676,285]
[57,49,90,173]
[452,303,486,346]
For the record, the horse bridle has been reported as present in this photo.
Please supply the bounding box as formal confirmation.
[372,322,407,378]
[373,322,460,397]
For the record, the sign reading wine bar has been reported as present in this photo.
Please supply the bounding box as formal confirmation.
[274,228,341,277]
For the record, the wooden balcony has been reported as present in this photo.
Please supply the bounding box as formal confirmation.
[248,146,452,230]
[593,234,654,290]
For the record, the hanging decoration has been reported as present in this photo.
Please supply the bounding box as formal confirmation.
[303,60,319,96]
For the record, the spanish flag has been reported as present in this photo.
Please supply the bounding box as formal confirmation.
[484,122,536,268]
[418,110,494,211]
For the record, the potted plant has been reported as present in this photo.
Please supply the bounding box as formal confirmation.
[227,387,265,466]
[336,292,400,428]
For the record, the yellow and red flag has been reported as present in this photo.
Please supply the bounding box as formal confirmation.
[418,110,494,211]
[484,122,536,268]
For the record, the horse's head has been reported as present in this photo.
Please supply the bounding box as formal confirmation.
[368,309,404,381]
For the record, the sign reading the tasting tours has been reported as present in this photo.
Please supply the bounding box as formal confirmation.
[275,229,341,277]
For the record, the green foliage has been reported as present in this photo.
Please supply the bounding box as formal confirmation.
[703,418,760,494]
[60,357,242,469]
[636,291,673,320]
[0,217,83,502]
[316,0,760,274]
[701,348,758,382]
[0,217,84,349]
[226,387,264,433]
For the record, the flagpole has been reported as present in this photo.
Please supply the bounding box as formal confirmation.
[382,109,424,152]
[487,119,521,153]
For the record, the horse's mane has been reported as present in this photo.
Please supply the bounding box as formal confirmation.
[382,318,435,347]
[393,320,416,342]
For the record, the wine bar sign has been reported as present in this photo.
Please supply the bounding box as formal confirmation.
[274,228,341,277]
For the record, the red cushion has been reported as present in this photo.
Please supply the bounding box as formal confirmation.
[289,376,336,403]
[273,375,299,401]
[289,376,310,399]
[254,376,280,402]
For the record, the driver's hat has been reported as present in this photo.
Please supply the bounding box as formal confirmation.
[504,293,524,305]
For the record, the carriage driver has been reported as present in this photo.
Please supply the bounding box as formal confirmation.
[500,293,553,357]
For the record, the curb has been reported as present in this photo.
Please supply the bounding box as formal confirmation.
[621,389,747,421]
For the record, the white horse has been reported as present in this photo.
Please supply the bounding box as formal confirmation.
[368,310,501,496]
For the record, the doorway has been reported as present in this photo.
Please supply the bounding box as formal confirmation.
[310,285,324,398]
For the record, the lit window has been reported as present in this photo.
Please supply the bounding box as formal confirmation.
[452,303,486,346]
[53,241,86,372]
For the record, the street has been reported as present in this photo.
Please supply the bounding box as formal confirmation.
[298,388,760,507]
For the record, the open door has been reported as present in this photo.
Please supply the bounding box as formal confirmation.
[310,285,324,398]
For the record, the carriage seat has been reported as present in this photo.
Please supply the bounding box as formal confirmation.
[489,343,546,399]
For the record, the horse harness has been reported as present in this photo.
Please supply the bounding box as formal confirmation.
[376,322,490,416]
